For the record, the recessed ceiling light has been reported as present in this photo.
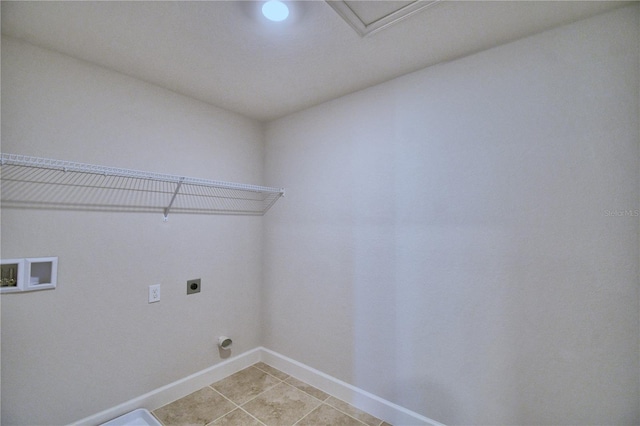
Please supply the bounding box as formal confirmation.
[262,0,289,22]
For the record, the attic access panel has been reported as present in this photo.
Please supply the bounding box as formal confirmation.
[326,0,441,36]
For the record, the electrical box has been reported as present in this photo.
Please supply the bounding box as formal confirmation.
[187,278,201,295]
[1,259,25,293]
[0,257,58,293]
[25,257,58,291]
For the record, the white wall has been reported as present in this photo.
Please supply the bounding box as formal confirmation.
[263,5,639,425]
[1,37,265,425]
[2,5,639,426]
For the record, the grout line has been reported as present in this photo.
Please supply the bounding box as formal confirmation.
[277,380,324,426]
[289,400,323,426]
[261,363,331,403]
[249,363,288,382]
[280,380,328,405]
[324,398,381,426]
[291,401,370,426]
[238,406,269,426]
[253,363,382,425]
[251,362,291,381]
[207,384,241,408]
[237,380,283,406]
[155,361,387,426]
[323,401,371,426]
[242,369,325,426]
[291,406,317,426]
[282,375,331,402]
[203,386,241,426]
[222,365,287,407]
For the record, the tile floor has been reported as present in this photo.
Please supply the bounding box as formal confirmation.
[152,362,392,426]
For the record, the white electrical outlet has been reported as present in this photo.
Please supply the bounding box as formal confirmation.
[148,284,161,303]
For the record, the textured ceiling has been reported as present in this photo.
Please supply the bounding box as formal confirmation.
[1,1,629,122]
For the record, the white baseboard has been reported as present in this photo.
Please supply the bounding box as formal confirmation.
[260,348,444,426]
[72,347,444,426]
[71,347,261,425]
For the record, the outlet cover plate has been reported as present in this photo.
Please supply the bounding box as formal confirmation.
[149,284,161,303]
[187,278,201,295]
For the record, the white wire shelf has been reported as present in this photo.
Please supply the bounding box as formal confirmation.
[0,153,285,219]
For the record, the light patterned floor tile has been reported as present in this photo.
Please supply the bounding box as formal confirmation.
[253,362,290,380]
[152,363,389,426]
[284,376,330,401]
[241,382,321,426]
[152,387,235,426]
[325,396,383,426]
[211,366,280,405]
[212,408,263,425]
[297,403,367,426]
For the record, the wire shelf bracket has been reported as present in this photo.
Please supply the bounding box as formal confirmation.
[163,178,184,222]
[0,153,285,220]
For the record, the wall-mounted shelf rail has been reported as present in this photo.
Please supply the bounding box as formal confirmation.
[0,153,285,219]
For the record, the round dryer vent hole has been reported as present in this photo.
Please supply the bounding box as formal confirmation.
[218,336,232,350]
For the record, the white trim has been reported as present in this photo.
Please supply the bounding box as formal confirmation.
[260,348,444,426]
[71,348,261,426]
[71,347,444,426]
[326,0,441,37]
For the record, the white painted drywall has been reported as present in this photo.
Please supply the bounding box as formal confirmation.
[263,5,639,425]
[1,37,265,425]
[2,5,638,426]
